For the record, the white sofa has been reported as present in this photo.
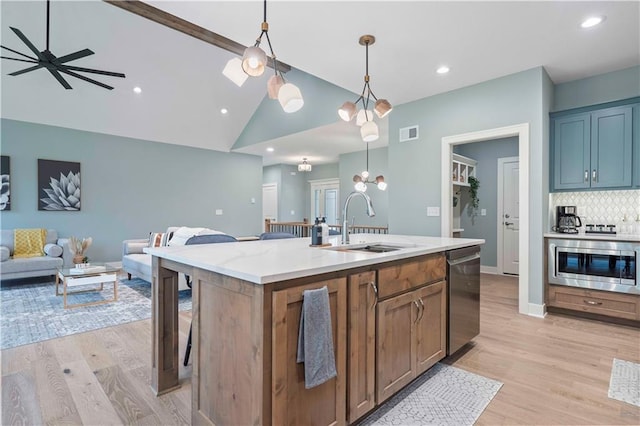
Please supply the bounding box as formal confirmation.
[0,229,71,280]
[122,226,224,291]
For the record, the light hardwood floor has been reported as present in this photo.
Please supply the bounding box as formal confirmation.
[1,274,638,425]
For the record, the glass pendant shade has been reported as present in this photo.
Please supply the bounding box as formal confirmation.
[374,99,393,118]
[354,181,367,192]
[242,46,267,76]
[360,121,379,142]
[375,176,387,191]
[267,75,284,99]
[338,102,357,122]
[278,83,304,113]
[223,58,249,87]
[361,170,369,180]
[356,109,373,127]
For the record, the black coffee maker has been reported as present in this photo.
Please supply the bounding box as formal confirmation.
[555,206,582,233]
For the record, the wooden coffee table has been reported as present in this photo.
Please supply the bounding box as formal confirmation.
[55,263,120,309]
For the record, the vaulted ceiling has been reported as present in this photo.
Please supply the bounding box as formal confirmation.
[2,1,639,166]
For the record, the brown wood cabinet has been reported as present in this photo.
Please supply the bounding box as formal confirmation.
[347,271,377,423]
[376,280,446,403]
[548,284,640,321]
[272,277,348,426]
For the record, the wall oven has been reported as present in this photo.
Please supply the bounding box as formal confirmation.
[548,238,639,295]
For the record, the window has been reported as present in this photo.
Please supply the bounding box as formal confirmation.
[310,179,340,225]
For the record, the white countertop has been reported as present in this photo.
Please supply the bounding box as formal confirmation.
[544,232,640,242]
[147,234,485,285]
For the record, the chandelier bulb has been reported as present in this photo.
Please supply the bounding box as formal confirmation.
[361,170,370,180]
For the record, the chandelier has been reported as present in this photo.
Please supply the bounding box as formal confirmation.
[222,0,304,113]
[338,35,392,142]
[298,158,312,172]
[353,143,387,192]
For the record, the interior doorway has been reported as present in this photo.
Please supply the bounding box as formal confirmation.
[441,123,531,316]
[310,179,340,225]
[262,183,278,228]
[498,157,520,275]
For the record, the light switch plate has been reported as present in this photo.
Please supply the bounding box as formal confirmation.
[215,209,223,215]
[427,206,440,217]
[481,209,487,216]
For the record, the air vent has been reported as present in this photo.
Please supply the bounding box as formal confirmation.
[399,125,419,142]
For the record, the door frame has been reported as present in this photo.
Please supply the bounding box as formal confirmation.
[497,156,520,275]
[262,182,278,225]
[309,178,340,223]
[441,123,530,316]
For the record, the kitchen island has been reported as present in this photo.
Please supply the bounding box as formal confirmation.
[148,233,484,425]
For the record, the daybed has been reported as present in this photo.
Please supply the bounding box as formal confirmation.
[0,229,71,280]
[122,226,226,291]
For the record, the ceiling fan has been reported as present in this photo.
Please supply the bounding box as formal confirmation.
[1,0,125,90]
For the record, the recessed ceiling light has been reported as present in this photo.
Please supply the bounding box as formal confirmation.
[436,66,450,75]
[133,86,142,94]
[266,147,275,152]
[581,16,605,28]
[220,108,228,115]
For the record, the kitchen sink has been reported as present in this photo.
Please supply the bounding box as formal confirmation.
[324,243,413,253]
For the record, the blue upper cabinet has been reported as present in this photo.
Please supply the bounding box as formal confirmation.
[551,102,636,192]
[590,106,632,188]
[634,105,640,187]
[553,113,591,190]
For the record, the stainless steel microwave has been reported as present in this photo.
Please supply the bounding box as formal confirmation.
[548,238,639,294]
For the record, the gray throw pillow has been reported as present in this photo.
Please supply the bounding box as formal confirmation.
[44,243,63,258]
[0,246,9,261]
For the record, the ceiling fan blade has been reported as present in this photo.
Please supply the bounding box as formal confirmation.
[47,68,72,89]
[59,69,113,90]
[1,45,38,61]
[0,56,40,64]
[55,49,94,64]
[8,64,44,76]
[60,65,125,78]
[9,27,46,61]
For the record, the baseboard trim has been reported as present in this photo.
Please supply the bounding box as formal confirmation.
[480,266,498,274]
[528,303,546,318]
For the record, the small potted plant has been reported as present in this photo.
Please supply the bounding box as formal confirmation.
[69,236,92,265]
[468,176,480,218]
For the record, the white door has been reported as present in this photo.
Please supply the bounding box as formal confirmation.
[310,179,340,225]
[262,183,278,229]
[498,158,519,275]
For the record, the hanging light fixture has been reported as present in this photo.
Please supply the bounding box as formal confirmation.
[298,158,312,172]
[222,0,303,113]
[338,35,392,142]
[353,143,387,192]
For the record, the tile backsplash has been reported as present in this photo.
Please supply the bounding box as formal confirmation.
[550,189,640,225]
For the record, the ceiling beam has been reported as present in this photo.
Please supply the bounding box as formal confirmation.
[103,0,292,74]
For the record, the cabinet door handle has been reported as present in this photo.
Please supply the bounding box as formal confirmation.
[584,299,603,306]
[592,169,597,182]
[418,298,425,322]
[584,170,589,182]
[369,281,378,309]
[413,300,420,323]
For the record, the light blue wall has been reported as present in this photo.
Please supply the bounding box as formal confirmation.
[233,68,357,149]
[339,147,388,228]
[553,65,640,111]
[455,138,519,268]
[1,119,263,262]
[388,67,549,306]
[262,164,309,222]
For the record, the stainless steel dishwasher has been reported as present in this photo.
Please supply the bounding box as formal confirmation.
[447,245,481,355]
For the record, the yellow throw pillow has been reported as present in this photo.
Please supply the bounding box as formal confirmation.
[13,228,47,258]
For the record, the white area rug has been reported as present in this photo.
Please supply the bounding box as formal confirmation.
[361,363,502,426]
[608,358,640,407]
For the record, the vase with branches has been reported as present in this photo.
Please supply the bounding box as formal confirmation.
[69,236,92,264]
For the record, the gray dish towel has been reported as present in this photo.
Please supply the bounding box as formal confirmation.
[296,286,337,389]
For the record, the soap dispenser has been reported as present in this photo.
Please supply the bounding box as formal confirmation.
[311,218,322,246]
[321,217,329,242]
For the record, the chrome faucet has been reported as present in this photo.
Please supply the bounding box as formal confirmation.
[342,191,376,244]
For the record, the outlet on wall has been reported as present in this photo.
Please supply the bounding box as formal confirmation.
[215,209,223,215]
[291,210,295,215]
[427,207,440,217]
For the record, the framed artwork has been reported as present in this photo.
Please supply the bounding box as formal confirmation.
[1,155,10,211]
[38,159,81,211]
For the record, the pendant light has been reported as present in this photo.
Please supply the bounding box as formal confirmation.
[338,35,392,142]
[223,0,303,113]
[298,158,312,172]
[353,143,387,192]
